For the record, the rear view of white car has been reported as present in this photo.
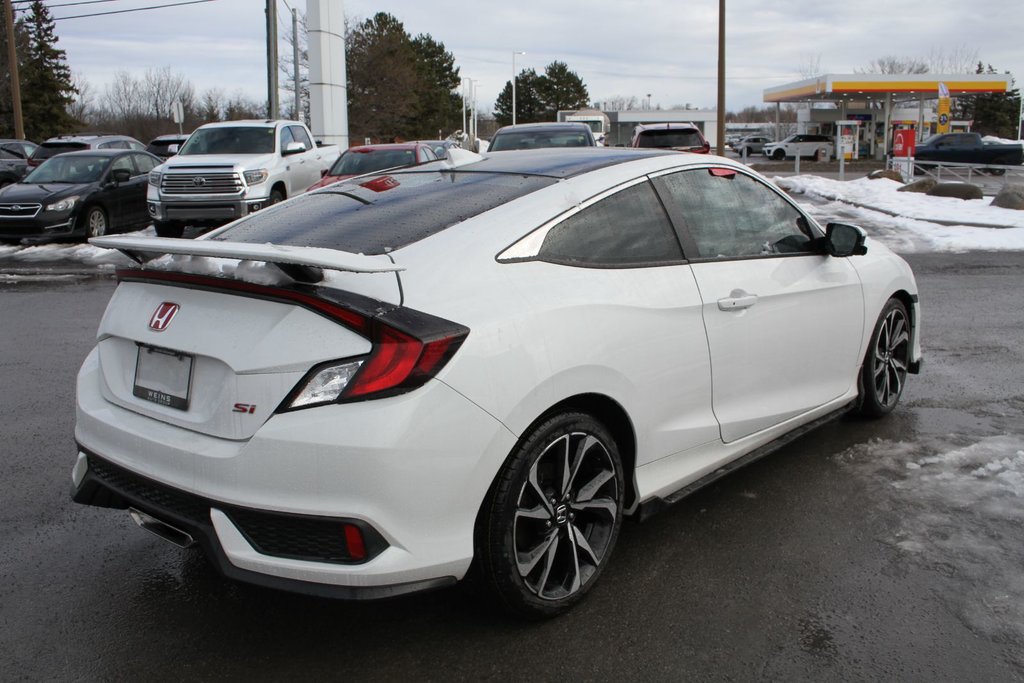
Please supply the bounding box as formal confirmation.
[73,148,921,617]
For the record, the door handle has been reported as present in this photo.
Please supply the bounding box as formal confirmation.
[717,289,758,311]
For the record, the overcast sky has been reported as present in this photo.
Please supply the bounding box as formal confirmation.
[47,0,1024,117]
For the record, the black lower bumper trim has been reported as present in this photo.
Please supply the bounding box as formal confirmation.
[72,446,454,600]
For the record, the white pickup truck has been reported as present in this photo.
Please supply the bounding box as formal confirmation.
[147,119,338,237]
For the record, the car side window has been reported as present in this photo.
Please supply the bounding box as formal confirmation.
[109,155,134,176]
[656,168,817,260]
[421,146,437,161]
[280,126,296,150]
[538,181,683,267]
[288,125,313,151]
[0,145,18,159]
[131,153,158,175]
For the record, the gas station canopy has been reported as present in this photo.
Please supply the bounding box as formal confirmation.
[764,73,1012,105]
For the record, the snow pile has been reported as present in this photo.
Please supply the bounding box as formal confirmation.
[777,175,1024,253]
[839,434,1024,646]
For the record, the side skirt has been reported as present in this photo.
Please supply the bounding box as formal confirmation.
[634,401,855,522]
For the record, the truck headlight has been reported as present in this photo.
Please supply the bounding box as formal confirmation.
[148,171,161,186]
[45,195,79,212]
[244,169,269,185]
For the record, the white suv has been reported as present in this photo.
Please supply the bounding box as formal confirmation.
[762,134,834,160]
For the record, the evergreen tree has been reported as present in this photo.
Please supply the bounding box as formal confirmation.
[494,68,543,126]
[346,13,420,142]
[537,61,589,120]
[410,33,461,139]
[19,1,78,140]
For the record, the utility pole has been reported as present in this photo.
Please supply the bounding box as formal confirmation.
[266,0,279,119]
[3,0,24,139]
[292,7,300,122]
[716,0,726,155]
[512,51,525,125]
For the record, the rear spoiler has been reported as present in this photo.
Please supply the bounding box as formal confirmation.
[89,235,402,284]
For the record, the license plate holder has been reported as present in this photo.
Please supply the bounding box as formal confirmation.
[133,344,194,410]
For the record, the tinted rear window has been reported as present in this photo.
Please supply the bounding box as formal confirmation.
[331,149,416,175]
[34,142,88,160]
[489,130,592,151]
[215,171,557,254]
[636,130,704,149]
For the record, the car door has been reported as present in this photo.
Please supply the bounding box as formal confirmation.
[653,165,864,443]
[288,125,320,191]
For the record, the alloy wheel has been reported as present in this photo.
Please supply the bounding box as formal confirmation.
[513,430,619,601]
[871,306,910,409]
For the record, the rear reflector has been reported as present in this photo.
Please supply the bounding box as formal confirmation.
[344,524,367,561]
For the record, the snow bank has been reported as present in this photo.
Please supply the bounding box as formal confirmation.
[777,175,1024,253]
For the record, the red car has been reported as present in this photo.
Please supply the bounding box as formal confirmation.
[309,142,439,190]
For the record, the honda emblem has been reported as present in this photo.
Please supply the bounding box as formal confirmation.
[149,302,180,331]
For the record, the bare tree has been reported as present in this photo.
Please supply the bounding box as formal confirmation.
[601,95,639,111]
[926,45,979,74]
[857,56,929,74]
[67,71,95,125]
[277,9,309,123]
[798,53,825,79]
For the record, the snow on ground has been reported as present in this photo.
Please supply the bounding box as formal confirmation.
[777,175,1024,253]
[2,175,1024,269]
[838,434,1024,648]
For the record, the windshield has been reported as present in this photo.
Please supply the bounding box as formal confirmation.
[635,129,704,149]
[330,149,416,176]
[177,127,276,155]
[23,154,109,184]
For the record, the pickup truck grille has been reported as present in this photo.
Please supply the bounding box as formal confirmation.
[161,171,243,195]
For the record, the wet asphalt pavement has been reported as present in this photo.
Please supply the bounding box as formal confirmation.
[2,250,1023,681]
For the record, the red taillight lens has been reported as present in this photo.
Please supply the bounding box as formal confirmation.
[344,524,366,561]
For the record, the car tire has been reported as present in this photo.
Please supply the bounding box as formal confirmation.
[478,411,624,619]
[771,148,785,161]
[859,298,911,417]
[154,220,185,238]
[83,206,108,239]
[269,188,285,205]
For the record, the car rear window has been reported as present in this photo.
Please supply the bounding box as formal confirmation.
[489,131,592,151]
[33,142,88,160]
[635,130,704,149]
[214,170,558,254]
[331,149,416,176]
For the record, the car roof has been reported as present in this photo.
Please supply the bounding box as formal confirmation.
[43,149,144,158]
[197,120,301,128]
[494,122,591,134]
[345,143,424,153]
[408,147,677,179]
[635,122,700,131]
[150,134,189,142]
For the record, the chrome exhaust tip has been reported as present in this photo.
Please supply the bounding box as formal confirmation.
[129,508,195,548]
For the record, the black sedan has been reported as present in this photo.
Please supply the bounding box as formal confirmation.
[0,149,160,242]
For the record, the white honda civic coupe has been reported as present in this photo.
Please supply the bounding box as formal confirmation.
[73,148,922,618]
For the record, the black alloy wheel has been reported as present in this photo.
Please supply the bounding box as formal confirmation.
[479,412,624,618]
[269,189,285,205]
[772,148,785,160]
[860,298,911,417]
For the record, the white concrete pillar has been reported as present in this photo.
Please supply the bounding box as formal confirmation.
[307,0,348,147]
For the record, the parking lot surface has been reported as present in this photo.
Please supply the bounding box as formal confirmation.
[2,250,1023,680]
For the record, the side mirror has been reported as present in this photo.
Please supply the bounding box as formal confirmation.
[282,141,306,156]
[825,222,868,257]
[167,144,179,155]
[320,168,327,177]
[111,168,132,184]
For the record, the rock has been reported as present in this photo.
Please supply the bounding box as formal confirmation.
[868,169,905,182]
[926,182,984,200]
[898,178,937,193]
[991,184,1024,210]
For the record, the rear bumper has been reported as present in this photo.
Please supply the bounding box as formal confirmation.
[73,348,517,597]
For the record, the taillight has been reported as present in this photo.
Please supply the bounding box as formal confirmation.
[114,269,470,410]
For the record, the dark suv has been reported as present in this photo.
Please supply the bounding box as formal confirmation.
[629,123,711,154]
[487,122,596,152]
[28,133,146,170]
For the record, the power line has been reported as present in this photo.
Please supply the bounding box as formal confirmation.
[13,0,123,8]
[51,0,218,20]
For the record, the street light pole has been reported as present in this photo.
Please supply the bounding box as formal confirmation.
[3,0,24,139]
[512,51,525,125]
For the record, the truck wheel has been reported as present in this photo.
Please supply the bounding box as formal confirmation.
[269,189,284,205]
[154,220,185,238]
[771,149,785,161]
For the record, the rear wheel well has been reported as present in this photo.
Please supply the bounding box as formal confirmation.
[515,394,637,511]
